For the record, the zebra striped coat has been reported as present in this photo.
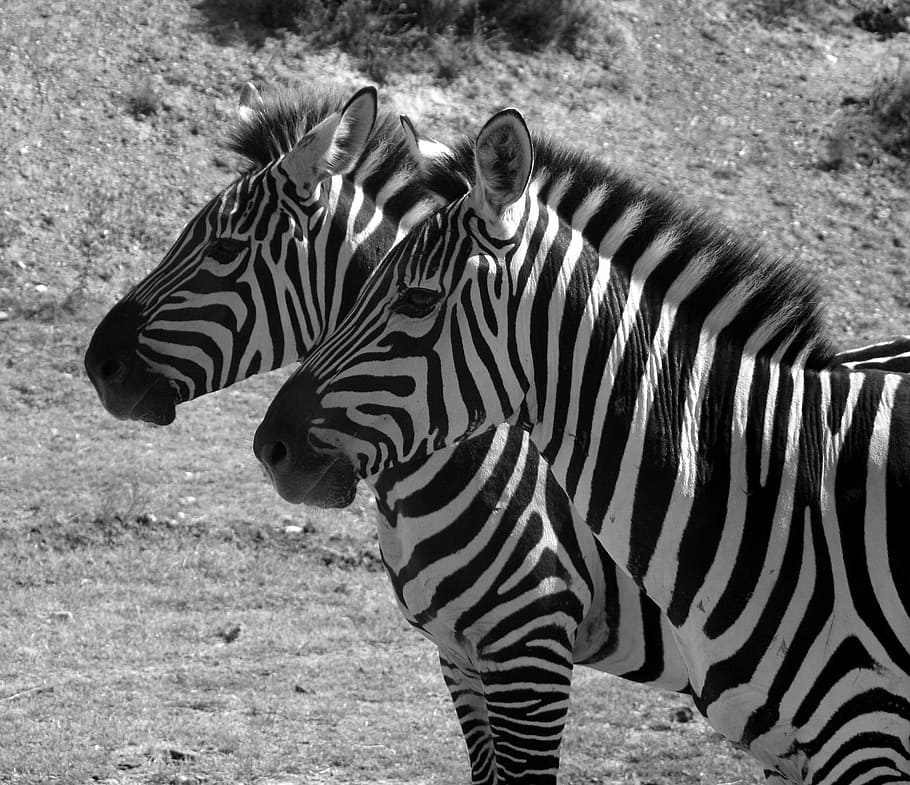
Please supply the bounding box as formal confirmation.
[85,85,692,785]
[257,107,910,785]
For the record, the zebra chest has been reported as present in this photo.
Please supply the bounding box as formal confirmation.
[374,507,489,662]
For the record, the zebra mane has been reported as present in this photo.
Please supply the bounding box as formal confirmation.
[421,133,838,370]
[226,84,414,186]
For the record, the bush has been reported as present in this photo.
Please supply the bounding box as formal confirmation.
[476,0,599,51]
[241,0,605,82]
[870,58,910,128]
[869,56,910,155]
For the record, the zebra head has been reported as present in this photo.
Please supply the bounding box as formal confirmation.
[254,109,539,497]
[84,84,381,426]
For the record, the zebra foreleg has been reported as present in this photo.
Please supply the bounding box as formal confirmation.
[478,637,575,784]
[439,643,574,784]
[439,653,498,784]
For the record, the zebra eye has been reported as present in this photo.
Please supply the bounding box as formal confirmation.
[393,287,441,318]
[206,237,247,264]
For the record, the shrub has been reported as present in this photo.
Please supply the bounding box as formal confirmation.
[869,55,910,155]
[242,0,605,82]
[870,57,910,128]
[126,80,161,119]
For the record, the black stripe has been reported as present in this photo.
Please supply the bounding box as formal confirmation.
[886,376,910,626]
[837,372,910,674]
[704,353,788,638]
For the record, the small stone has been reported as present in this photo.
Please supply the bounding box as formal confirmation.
[165,747,199,763]
[34,284,47,293]
[112,743,147,770]
[671,705,695,723]
[0,311,8,321]
[284,524,303,534]
[217,623,243,643]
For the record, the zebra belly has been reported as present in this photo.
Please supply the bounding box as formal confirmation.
[672,565,910,783]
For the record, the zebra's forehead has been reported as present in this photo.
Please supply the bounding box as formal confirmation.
[134,171,262,287]
[381,197,474,284]
[219,168,270,219]
[181,174,248,237]
[207,165,296,236]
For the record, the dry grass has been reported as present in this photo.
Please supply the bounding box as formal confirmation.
[0,510,448,784]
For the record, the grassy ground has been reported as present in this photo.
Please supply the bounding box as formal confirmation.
[1,0,908,783]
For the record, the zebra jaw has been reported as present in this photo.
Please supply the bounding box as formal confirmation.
[253,424,358,508]
[263,453,358,508]
[85,358,180,426]
[122,376,180,426]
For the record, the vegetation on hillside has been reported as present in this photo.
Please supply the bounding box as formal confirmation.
[201,0,626,83]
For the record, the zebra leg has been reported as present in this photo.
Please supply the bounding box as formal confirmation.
[476,637,575,784]
[438,653,498,785]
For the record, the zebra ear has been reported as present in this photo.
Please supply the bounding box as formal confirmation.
[400,115,452,167]
[238,82,266,124]
[473,108,533,224]
[283,85,378,187]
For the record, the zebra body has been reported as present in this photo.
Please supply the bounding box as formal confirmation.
[85,85,691,784]
[258,107,910,784]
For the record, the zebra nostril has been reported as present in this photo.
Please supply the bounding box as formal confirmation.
[99,358,124,381]
[266,441,289,468]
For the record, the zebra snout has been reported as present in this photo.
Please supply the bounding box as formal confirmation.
[84,299,144,395]
[86,350,130,387]
[252,402,302,476]
[254,434,292,474]
[84,299,178,424]
[263,439,288,468]
[252,410,357,507]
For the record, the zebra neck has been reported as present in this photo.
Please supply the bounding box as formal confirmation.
[508,191,839,614]
[521,284,815,611]
[526,304,904,621]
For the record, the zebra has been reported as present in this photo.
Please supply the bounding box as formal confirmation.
[85,84,697,785]
[253,106,910,785]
